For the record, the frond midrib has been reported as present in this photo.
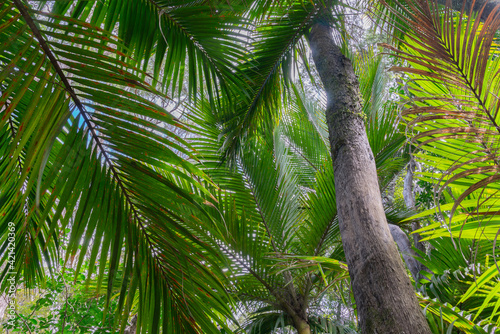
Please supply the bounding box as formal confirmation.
[13,0,190,311]
[147,0,240,88]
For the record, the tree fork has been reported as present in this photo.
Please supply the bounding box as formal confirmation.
[308,22,431,333]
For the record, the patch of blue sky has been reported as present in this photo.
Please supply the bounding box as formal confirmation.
[67,105,93,128]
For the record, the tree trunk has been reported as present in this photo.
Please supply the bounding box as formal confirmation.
[124,314,137,334]
[403,157,429,282]
[292,316,311,334]
[308,23,431,334]
[286,294,311,334]
[388,224,421,282]
[403,158,424,251]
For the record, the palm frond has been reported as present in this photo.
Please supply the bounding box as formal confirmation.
[218,1,332,163]
[420,296,491,334]
[380,0,500,328]
[0,2,234,332]
[243,305,357,334]
[381,0,500,236]
[50,0,251,103]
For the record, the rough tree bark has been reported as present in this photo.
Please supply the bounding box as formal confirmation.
[308,22,432,334]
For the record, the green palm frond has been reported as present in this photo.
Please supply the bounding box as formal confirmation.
[420,296,491,334]
[48,0,251,103]
[417,234,500,326]
[381,0,500,238]
[279,85,329,183]
[0,2,234,332]
[415,238,493,311]
[380,0,500,328]
[243,307,293,334]
[218,1,336,163]
[353,48,387,119]
[297,161,340,257]
[189,88,336,256]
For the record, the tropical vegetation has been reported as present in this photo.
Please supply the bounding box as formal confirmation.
[3,0,500,333]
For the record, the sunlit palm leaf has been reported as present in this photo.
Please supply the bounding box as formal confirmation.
[380,0,500,328]
[381,0,500,236]
[0,2,233,333]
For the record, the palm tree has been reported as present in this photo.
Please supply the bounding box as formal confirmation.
[187,47,414,334]
[190,92,353,334]
[4,0,480,332]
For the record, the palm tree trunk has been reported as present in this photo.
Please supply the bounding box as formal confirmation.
[404,158,426,254]
[308,22,431,334]
[292,316,311,334]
